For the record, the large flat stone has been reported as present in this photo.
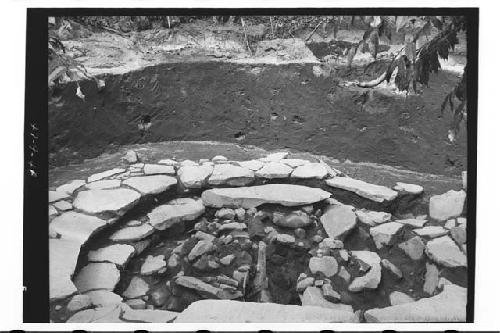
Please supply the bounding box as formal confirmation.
[49,212,107,245]
[88,244,135,267]
[56,179,86,195]
[178,164,213,188]
[88,168,126,183]
[49,190,71,203]
[174,299,358,322]
[73,188,141,215]
[364,284,466,322]
[208,164,255,186]
[201,184,331,208]
[85,179,121,190]
[143,164,176,175]
[326,177,397,202]
[255,162,293,179]
[425,236,467,267]
[147,198,205,230]
[320,205,357,240]
[122,175,177,195]
[49,239,81,300]
[429,190,466,221]
[370,222,404,249]
[291,163,329,179]
[74,262,121,293]
[109,223,155,242]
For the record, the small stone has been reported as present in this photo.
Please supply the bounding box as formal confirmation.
[291,163,329,179]
[259,151,289,162]
[234,208,246,220]
[444,219,457,229]
[274,211,311,228]
[141,255,166,275]
[355,209,391,226]
[294,228,306,239]
[123,150,139,163]
[319,238,344,250]
[296,277,314,292]
[212,155,228,162]
[188,240,215,262]
[381,259,403,279]
[220,254,235,266]
[123,276,150,299]
[429,190,466,221]
[389,291,415,305]
[414,226,448,238]
[338,250,349,262]
[337,266,351,282]
[322,283,341,302]
[54,200,73,211]
[66,295,92,312]
[313,235,323,243]
[49,190,71,203]
[178,164,214,188]
[423,263,439,295]
[276,233,295,244]
[309,256,338,277]
[49,205,58,217]
[126,298,147,309]
[450,226,466,245]
[215,208,235,220]
[398,236,425,260]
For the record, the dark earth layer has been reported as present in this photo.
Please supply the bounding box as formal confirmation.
[49,61,466,176]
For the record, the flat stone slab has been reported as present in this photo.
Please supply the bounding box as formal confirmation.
[147,198,205,230]
[364,284,466,322]
[291,163,329,179]
[122,309,178,322]
[201,184,331,209]
[349,251,382,292]
[49,190,71,203]
[143,164,176,175]
[356,209,392,226]
[88,168,126,183]
[309,256,338,277]
[370,222,404,249]
[429,190,466,221]
[73,188,141,215]
[123,175,177,195]
[425,236,467,268]
[414,226,448,238]
[88,244,135,267]
[49,239,81,300]
[208,164,255,186]
[396,218,427,228]
[238,160,264,171]
[320,205,357,240]
[74,262,121,293]
[178,164,213,188]
[85,179,121,190]
[109,223,155,242]
[66,304,125,323]
[393,182,424,195]
[326,177,397,202]
[174,299,358,323]
[49,212,107,245]
[255,162,293,178]
[56,179,86,195]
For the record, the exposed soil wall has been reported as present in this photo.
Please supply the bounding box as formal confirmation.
[49,61,466,176]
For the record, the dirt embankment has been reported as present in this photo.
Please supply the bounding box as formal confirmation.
[49,59,466,176]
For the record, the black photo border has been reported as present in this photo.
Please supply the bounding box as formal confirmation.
[24,7,479,324]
